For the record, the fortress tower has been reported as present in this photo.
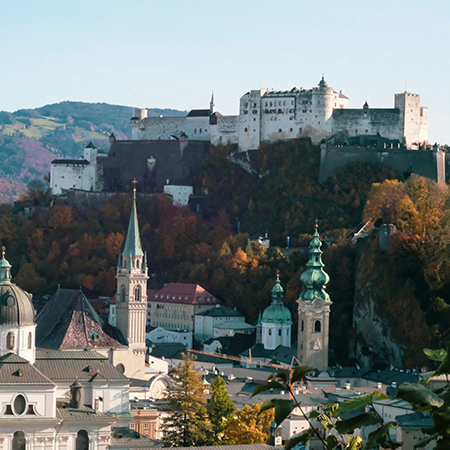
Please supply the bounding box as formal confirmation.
[394,92,428,147]
[115,186,149,378]
[311,76,334,136]
[297,223,331,370]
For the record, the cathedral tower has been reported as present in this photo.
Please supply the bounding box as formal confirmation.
[297,223,331,370]
[115,187,148,378]
[261,275,292,350]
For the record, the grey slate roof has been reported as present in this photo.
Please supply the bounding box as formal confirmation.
[36,289,122,350]
[147,343,187,359]
[0,352,55,385]
[110,427,162,449]
[196,306,244,317]
[56,398,116,423]
[34,349,128,383]
[186,109,210,117]
[51,159,90,165]
[396,412,434,429]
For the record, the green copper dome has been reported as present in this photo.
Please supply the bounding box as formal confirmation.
[299,223,330,303]
[262,276,292,324]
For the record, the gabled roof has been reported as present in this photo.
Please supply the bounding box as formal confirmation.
[0,352,55,385]
[36,289,122,350]
[85,142,97,149]
[186,109,210,117]
[151,283,222,306]
[51,158,90,165]
[35,349,128,383]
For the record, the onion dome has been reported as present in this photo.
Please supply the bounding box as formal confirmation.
[299,223,330,303]
[0,247,35,326]
[318,75,328,87]
[261,275,292,324]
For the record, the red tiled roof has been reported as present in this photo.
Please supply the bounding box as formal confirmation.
[148,283,222,306]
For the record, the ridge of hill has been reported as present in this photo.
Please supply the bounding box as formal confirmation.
[0,101,187,201]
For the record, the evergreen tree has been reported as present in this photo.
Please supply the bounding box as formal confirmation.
[160,353,212,447]
[207,376,236,440]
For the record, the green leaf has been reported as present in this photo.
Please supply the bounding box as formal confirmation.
[325,402,340,416]
[290,366,313,384]
[335,412,379,435]
[396,382,444,409]
[309,410,320,419]
[366,421,398,449]
[271,399,296,426]
[316,412,335,431]
[251,381,284,397]
[324,435,341,449]
[336,395,372,416]
[370,391,391,400]
[284,428,315,450]
[269,372,288,383]
[424,348,447,362]
[259,400,274,413]
[413,433,438,449]
[344,435,363,450]
[428,343,450,381]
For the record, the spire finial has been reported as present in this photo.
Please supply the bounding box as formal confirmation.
[276,270,280,280]
[132,178,138,198]
[315,218,318,231]
[1,246,5,259]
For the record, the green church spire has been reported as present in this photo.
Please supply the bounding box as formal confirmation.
[262,273,292,324]
[122,181,144,257]
[0,246,12,285]
[299,221,330,302]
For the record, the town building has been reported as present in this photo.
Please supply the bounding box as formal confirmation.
[131,78,428,151]
[0,249,147,450]
[147,283,222,332]
[50,142,107,195]
[146,326,193,349]
[297,224,331,370]
[194,305,254,342]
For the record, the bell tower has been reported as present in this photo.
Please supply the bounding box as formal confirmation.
[115,182,148,377]
[297,222,331,370]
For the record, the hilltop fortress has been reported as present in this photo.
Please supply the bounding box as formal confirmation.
[131,77,428,151]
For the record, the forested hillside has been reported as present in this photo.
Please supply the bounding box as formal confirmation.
[0,102,186,200]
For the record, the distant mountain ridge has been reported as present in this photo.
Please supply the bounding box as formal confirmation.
[0,101,187,202]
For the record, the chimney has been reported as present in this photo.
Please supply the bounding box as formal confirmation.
[70,379,82,409]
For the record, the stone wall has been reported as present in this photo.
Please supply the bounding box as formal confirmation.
[319,143,446,183]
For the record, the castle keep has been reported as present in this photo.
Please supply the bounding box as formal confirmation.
[130,77,428,151]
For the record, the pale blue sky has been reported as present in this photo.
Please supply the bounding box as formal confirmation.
[1,0,449,143]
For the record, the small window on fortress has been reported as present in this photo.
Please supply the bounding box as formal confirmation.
[278,129,282,133]
[194,128,197,133]
[199,129,202,133]
[283,101,286,106]
[299,128,302,134]
[366,129,368,133]
[253,103,256,108]
[270,102,272,107]
[244,128,248,132]
[355,129,358,133]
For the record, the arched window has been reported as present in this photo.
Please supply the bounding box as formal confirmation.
[120,286,126,303]
[268,329,272,336]
[12,431,25,450]
[136,259,140,268]
[7,332,15,350]
[28,332,32,350]
[301,320,304,332]
[314,321,321,333]
[76,430,89,450]
[135,286,141,302]
[123,258,127,269]
[278,329,282,336]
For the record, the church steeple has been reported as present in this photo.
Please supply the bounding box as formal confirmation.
[210,91,215,114]
[122,182,143,257]
[299,222,330,303]
[297,221,332,370]
[115,183,149,378]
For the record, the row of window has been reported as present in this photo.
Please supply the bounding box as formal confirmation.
[120,286,142,302]
[5,331,33,351]
[300,320,322,333]
[267,328,290,336]
[11,430,88,450]
[193,128,207,133]
[243,127,302,134]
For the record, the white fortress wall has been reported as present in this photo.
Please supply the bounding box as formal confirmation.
[420,107,428,143]
[131,116,210,141]
[51,163,87,195]
[331,108,402,141]
[210,115,239,145]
